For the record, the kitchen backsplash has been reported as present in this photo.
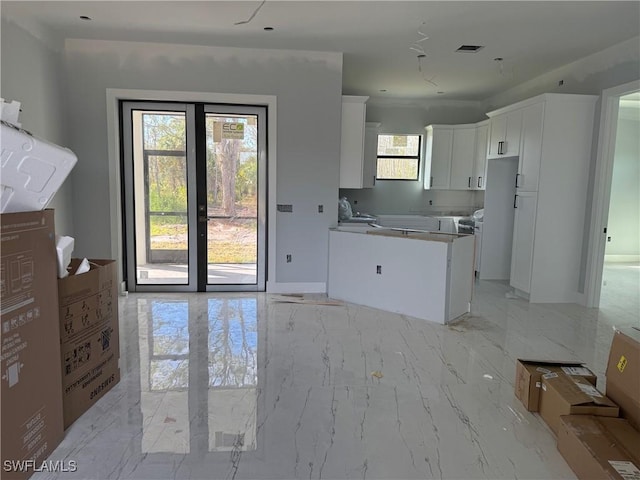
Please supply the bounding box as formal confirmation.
[340,187,484,216]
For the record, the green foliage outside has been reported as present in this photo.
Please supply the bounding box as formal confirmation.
[143,113,259,264]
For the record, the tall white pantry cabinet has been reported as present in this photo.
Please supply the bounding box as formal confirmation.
[487,93,597,303]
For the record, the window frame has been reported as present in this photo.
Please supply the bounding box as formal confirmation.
[375,133,422,181]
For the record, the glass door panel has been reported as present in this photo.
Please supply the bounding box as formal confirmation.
[205,114,258,285]
[122,102,265,292]
[134,112,189,285]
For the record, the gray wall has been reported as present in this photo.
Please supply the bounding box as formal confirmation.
[606,115,640,257]
[341,100,486,216]
[1,18,75,236]
[483,36,640,111]
[62,39,342,284]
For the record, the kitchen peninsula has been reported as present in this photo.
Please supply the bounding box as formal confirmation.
[328,226,475,324]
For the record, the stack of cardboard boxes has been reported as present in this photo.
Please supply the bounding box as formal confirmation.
[1,115,120,478]
[515,328,640,479]
[1,210,121,479]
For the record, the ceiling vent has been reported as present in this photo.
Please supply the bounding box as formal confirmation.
[456,45,484,53]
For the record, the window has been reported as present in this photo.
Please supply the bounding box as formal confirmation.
[376,134,421,180]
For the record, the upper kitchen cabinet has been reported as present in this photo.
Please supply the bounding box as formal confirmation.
[487,108,522,158]
[449,125,477,190]
[473,121,489,190]
[425,123,488,191]
[339,95,369,189]
[424,125,453,190]
[362,122,381,188]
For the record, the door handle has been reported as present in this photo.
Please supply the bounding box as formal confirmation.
[498,141,503,155]
[514,194,519,208]
[515,173,520,188]
[430,176,434,187]
[478,176,482,188]
[468,177,472,188]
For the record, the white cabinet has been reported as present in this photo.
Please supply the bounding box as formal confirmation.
[509,192,537,293]
[489,94,597,303]
[339,95,369,189]
[487,109,522,158]
[362,122,380,188]
[449,126,477,190]
[328,229,475,324]
[424,125,453,189]
[516,102,544,192]
[425,123,488,191]
[473,121,489,190]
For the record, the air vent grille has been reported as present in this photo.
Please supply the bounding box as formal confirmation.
[456,45,484,52]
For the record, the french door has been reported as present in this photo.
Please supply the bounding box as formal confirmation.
[121,102,267,292]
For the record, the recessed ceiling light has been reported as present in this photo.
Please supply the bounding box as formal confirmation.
[79,15,92,21]
[494,57,504,62]
[437,91,445,94]
[263,26,274,31]
[456,45,484,53]
[379,89,387,93]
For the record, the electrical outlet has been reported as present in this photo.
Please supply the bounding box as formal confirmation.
[376,265,382,274]
[318,205,323,213]
[286,254,292,263]
[429,200,433,205]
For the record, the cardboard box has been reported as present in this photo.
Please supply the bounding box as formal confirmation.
[58,259,120,429]
[1,210,64,480]
[558,415,640,480]
[514,359,597,411]
[605,328,640,430]
[539,373,619,435]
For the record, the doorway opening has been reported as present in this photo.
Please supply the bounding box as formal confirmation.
[586,80,640,317]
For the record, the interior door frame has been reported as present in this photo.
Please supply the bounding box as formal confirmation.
[584,79,640,308]
[106,89,277,294]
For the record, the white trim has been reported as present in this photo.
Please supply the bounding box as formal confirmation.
[266,282,327,294]
[584,80,640,308]
[106,88,277,291]
[604,255,640,263]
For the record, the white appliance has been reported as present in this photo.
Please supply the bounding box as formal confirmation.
[479,158,518,280]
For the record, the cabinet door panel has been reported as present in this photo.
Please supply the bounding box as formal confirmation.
[487,115,506,158]
[427,128,453,189]
[517,103,543,192]
[339,97,367,189]
[487,110,522,159]
[362,123,380,188]
[473,123,489,190]
[510,192,537,293]
[449,127,476,190]
[504,109,523,157]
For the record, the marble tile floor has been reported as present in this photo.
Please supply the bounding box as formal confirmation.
[33,277,638,480]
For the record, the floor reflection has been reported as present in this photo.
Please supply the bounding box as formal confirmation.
[138,296,259,455]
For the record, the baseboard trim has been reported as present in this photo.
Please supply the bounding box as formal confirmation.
[604,254,640,263]
[266,282,327,294]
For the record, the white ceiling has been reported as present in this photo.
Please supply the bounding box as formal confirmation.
[2,1,639,101]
